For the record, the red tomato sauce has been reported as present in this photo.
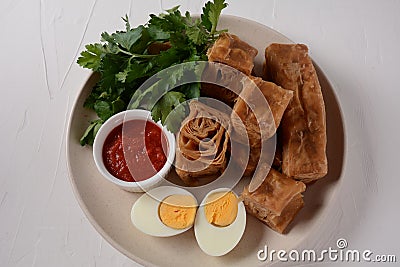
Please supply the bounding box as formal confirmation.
[102,119,168,182]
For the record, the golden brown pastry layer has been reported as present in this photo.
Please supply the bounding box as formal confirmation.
[231,76,293,147]
[200,63,244,107]
[265,43,328,183]
[175,101,230,186]
[241,168,306,234]
[229,76,292,176]
[231,141,260,177]
[207,33,258,75]
[246,194,304,234]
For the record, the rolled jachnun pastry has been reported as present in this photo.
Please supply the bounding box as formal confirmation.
[241,168,306,234]
[175,100,230,186]
[231,76,293,148]
[265,43,328,183]
[202,33,258,107]
[207,33,258,76]
[201,62,244,107]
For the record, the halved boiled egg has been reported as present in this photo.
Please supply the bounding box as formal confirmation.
[131,186,198,237]
[194,188,246,256]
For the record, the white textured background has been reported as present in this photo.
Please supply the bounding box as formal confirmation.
[0,0,399,266]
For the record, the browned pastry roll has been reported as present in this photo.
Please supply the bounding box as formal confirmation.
[241,168,306,234]
[272,143,283,170]
[231,76,293,148]
[207,33,258,75]
[175,101,230,186]
[200,62,244,107]
[200,83,238,108]
[265,43,328,183]
[231,141,260,177]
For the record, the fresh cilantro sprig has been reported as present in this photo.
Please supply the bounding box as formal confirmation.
[202,0,228,35]
[77,0,228,145]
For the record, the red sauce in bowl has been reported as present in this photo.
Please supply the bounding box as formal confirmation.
[102,119,168,182]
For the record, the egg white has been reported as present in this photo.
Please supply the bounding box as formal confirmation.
[131,186,198,237]
[194,188,246,256]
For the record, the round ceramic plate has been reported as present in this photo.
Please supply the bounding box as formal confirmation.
[67,15,345,266]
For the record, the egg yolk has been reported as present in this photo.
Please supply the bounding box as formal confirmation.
[159,195,197,229]
[204,191,238,227]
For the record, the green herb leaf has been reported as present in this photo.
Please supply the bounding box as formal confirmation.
[149,8,186,33]
[185,17,209,46]
[122,14,131,31]
[112,98,125,113]
[147,24,170,40]
[113,26,144,51]
[202,0,228,34]
[164,102,187,133]
[201,2,213,31]
[152,91,186,124]
[77,43,106,71]
[129,80,167,110]
[94,100,113,121]
[79,119,103,146]
[177,82,201,99]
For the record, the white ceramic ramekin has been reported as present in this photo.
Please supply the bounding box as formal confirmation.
[93,110,175,192]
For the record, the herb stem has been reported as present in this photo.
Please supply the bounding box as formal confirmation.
[118,48,157,59]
